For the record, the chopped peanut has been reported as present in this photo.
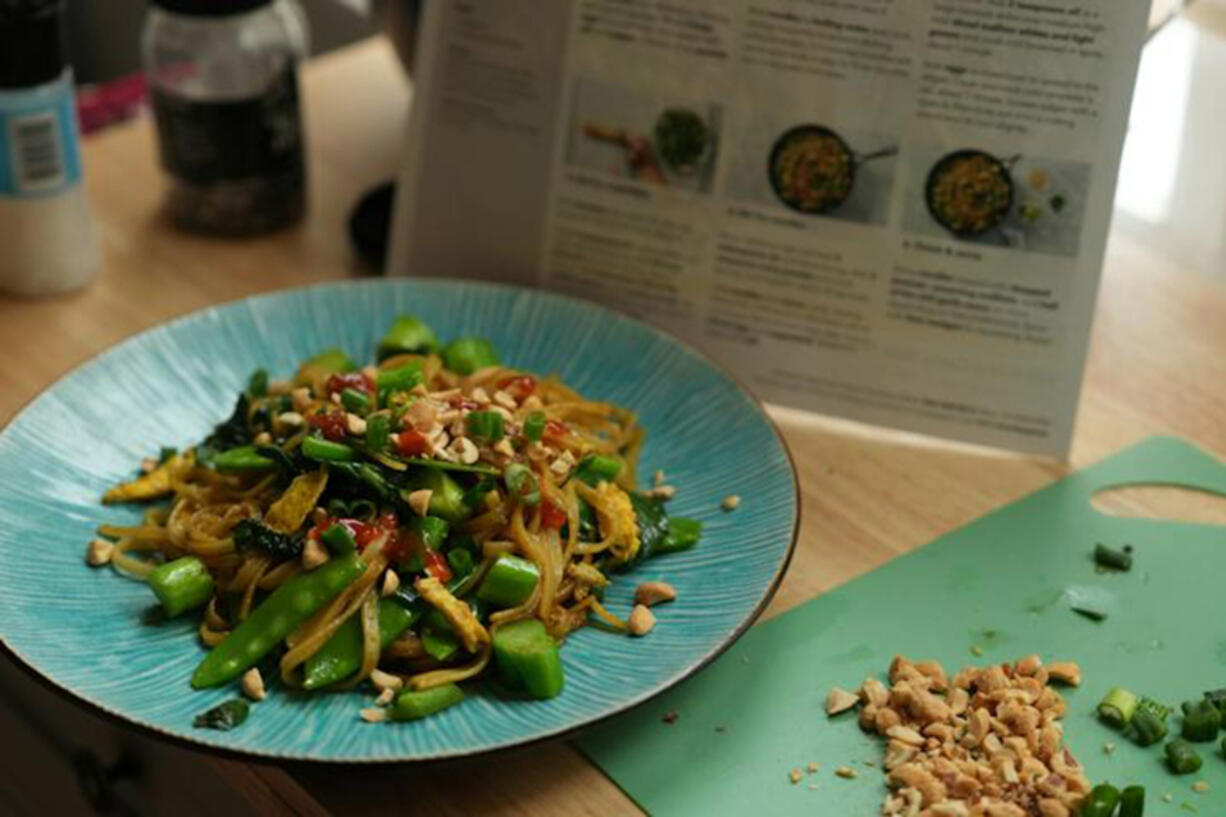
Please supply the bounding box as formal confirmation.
[1045,662,1081,686]
[369,669,403,693]
[406,488,433,517]
[849,657,1089,817]
[720,494,740,511]
[634,581,677,607]
[241,668,266,702]
[359,707,387,723]
[628,604,655,636]
[825,686,860,716]
[301,536,329,569]
[380,569,400,597]
[86,538,114,566]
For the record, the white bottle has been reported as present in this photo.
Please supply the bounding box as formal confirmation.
[0,0,99,296]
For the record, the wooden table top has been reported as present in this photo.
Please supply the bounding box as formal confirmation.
[4,26,1226,815]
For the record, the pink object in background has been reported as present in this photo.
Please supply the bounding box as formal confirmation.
[76,73,148,135]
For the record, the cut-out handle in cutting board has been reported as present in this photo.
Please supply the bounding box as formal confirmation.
[577,437,1226,816]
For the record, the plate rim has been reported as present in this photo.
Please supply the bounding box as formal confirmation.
[0,277,801,764]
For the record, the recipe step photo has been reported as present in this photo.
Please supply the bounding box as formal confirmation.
[724,110,899,227]
[564,76,722,194]
[901,143,1092,258]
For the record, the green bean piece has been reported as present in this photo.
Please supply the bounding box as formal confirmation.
[365,412,391,453]
[504,463,540,506]
[657,517,703,555]
[211,445,277,471]
[407,515,450,551]
[522,411,546,442]
[301,436,358,462]
[1099,687,1140,729]
[1119,785,1145,817]
[466,410,504,443]
[402,467,468,521]
[375,364,422,396]
[421,628,460,662]
[148,556,215,617]
[247,369,269,398]
[1166,739,1203,774]
[378,315,439,360]
[441,337,499,375]
[320,524,356,556]
[1094,543,1133,571]
[476,554,540,608]
[301,595,421,689]
[573,454,624,486]
[191,554,366,689]
[1181,699,1221,742]
[389,684,464,721]
[492,618,564,699]
[340,388,370,415]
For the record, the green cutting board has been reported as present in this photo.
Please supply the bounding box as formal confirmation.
[577,437,1226,815]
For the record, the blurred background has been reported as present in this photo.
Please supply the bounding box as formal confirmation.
[67,1,375,84]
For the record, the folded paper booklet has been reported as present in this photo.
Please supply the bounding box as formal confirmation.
[388,0,1149,457]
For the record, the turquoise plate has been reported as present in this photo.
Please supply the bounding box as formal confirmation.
[0,280,797,762]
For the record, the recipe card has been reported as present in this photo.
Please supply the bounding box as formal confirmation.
[387,0,1150,457]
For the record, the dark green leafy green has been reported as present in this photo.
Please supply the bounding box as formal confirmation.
[193,699,250,731]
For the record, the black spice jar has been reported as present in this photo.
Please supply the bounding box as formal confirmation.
[142,0,308,236]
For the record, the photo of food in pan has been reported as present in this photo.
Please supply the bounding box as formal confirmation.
[767,125,897,215]
[902,144,1091,257]
[925,150,1017,237]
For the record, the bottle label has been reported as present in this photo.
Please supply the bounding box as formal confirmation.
[152,65,304,185]
[0,71,84,198]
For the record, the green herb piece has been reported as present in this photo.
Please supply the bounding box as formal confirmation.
[573,454,623,486]
[1081,784,1120,817]
[1119,785,1145,817]
[211,444,277,471]
[1098,687,1139,729]
[1166,738,1203,774]
[375,364,422,395]
[1181,699,1220,742]
[1051,194,1067,212]
[504,462,540,506]
[1073,605,1108,622]
[446,547,475,579]
[193,699,250,731]
[1133,698,1172,746]
[1094,543,1133,571]
[522,411,546,442]
[466,410,504,442]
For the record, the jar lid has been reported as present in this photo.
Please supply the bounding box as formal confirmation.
[0,0,66,89]
[151,0,272,16]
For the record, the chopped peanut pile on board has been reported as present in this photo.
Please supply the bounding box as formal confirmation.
[830,655,1089,817]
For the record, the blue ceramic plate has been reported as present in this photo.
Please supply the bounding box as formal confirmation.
[0,280,797,762]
